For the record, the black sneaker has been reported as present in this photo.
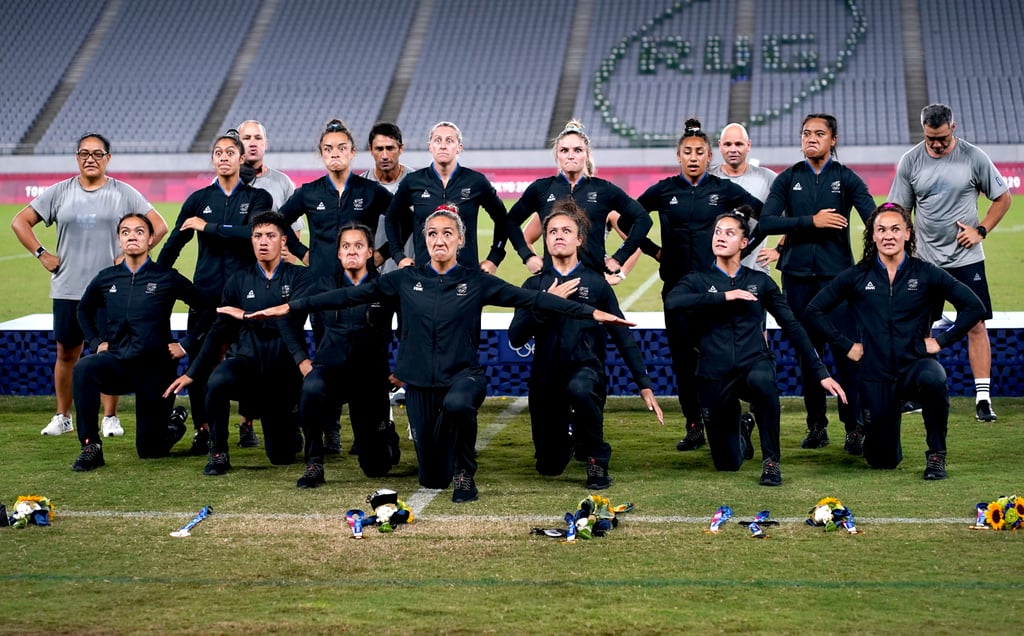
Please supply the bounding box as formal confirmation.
[585,457,612,490]
[901,400,923,414]
[924,451,947,480]
[72,440,105,472]
[168,406,189,447]
[189,427,210,456]
[204,451,231,476]
[843,427,865,456]
[452,470,478,503]
[975,400,997,422]
[759,457,782,486]
[740,412,755,460]
[800,425,830,449]
[676,421,705,451]
[238,420,260,448]
[323,430,342,455]
[296,463,325,489]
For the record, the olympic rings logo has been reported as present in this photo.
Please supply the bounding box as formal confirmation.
[507,338,535,358]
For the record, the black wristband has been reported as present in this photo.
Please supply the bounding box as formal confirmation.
[976,225,988,239]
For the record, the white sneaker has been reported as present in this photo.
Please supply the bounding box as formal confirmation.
[102,415,125,437]
[41,413,73,436]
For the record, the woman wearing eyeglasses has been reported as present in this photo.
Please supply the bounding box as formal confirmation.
[157,129,274,454]
[12,132,168,439]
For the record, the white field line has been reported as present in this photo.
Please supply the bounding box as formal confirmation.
[56,509,972,525]
[619,271,661,311]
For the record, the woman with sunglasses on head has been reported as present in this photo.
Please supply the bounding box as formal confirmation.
[13,132,168,440]
[157,129,274,454]
[758,113,875,454]
[246,205,634,503]
[632,118,763,453]
[506,119,652,281]
[384,121,511,273]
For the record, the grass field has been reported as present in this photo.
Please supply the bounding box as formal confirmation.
[1,395,1022,633]
[3,196,1024,321]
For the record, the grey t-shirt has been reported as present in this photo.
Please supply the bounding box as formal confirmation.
[363,165,412,274]
[31,176,152,300]
[888,139,1008,268]
[246,167,305,233]
[710,162,777,273]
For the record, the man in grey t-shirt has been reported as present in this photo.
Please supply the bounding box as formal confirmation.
[362,122,413,274]
[11,132,167,438]
[238,120,304,257]
[710,123,779,274]
[888,104,1011,422]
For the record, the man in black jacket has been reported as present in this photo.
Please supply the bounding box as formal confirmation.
[806,203,985,480]
[666,207,845,485]
[166,212,312,476]
[509,199,662,489]
[72,214,199,471]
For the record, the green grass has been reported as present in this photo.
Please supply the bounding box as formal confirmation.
[1,395,1022,633]
[4,196,1024,321]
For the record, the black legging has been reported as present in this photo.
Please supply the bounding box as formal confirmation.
[528,366,610,475]
[404,370,487,489]
[697,358,781,471]
[73,353,178,458]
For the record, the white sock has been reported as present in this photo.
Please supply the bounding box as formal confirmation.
[975,379,991,403]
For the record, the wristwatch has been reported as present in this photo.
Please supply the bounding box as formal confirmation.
[34,246,46,258]
[976,225,988,239]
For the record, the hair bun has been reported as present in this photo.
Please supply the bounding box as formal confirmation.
[683,118,703,133]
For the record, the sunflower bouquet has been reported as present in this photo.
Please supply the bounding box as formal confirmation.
[806,496,859,533]
[530,495,634,540]
[976,495,1023,531]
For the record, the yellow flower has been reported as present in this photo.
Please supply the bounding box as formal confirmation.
[986,502,1005,531]
[1014,498,1024,519]
[817,497,843,510]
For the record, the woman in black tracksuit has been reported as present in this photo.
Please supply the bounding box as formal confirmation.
[157,130,273,452]
[665,208,845,486]
[72,213,199,471]
[508,199,661,489]
[806,203,984,480]
[295,223,399,488]
[254,205,634,503]
[632,118,763,451]
[758,113,876,453]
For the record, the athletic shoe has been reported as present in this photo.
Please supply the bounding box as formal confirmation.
[101,415,124,438]
[843,427,865,456]
[923,451,947,480]
[901,401,923,414]
[759,458,782,486]
[390,386,406,406]
[800,425,830,449]
[168,406,189,446]
[585,457,612,490]
[676,421,705,451]
[41,413,73,436]
[72,440,105,472]
[323,430,342,455]
[975,400,997,422]
[188,427,210,456]
[452,470,478,503]
[238,420,260,448]
[740,412,756,460]
[296,463,325,489]
[203,451,231,476]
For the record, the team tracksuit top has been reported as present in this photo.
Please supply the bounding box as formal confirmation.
[384,164,510,269]
[278,174,393,279]
[186,261,312,379]
[759,158,876,277]
[306,269,395,370]
[77,258,199,359]
[505,174,653,272]
[290,263,595,388]
[805,255,986,381]
[636,173,763,290]
[158,182,272,301]
[664,264,828,381]
[508,263,652,390]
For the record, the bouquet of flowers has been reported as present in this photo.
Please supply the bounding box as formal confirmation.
[2,495,54,529]
[530,495,633,540]
[806,496,859,533]
[977,495,1023,531]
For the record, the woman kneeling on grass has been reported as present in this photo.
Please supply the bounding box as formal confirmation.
[240,205,634,502]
